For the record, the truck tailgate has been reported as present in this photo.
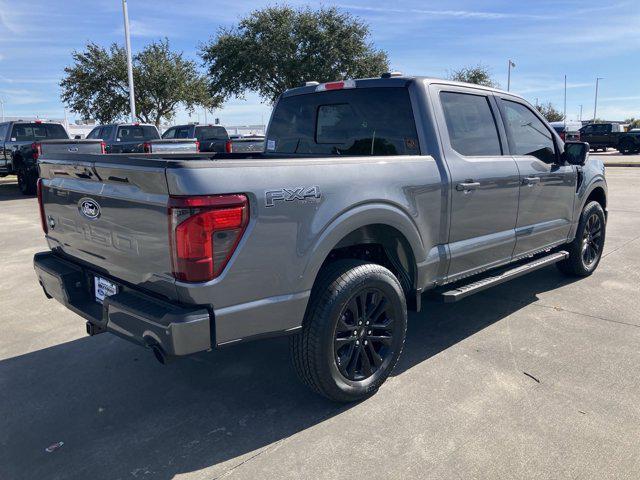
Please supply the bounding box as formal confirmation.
[40,139,104,156]
[38,155,177,299]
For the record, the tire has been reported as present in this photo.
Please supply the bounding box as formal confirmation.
[17,166,36,195]
[556,201,606,277]
[291,260,407,402]
[619,140,635,155]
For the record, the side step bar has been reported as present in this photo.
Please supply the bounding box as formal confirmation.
[440,251,569,303]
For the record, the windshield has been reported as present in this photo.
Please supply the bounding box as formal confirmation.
[267,87,420,156]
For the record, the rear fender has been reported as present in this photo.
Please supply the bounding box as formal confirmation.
[301,202,425,292]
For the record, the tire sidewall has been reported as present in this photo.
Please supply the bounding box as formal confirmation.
[576,201,606,274]
[317,267,407,400]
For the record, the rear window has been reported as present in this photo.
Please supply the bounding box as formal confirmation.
[116,125,159,141]
[267,87,420,155]
[195,126,228,141]
[11,123,68,141]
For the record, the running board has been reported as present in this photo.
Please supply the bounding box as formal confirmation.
[440,251,569,303]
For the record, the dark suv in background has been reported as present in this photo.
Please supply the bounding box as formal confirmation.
[162,123,232,153]
[86,123,160,153]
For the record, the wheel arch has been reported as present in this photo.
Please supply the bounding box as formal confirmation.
[302,203,425,311]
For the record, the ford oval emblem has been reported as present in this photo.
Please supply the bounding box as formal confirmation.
[68,146,79,152]
[78,198,101,220]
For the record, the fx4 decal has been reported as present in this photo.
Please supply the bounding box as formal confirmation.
[265,186,321,207]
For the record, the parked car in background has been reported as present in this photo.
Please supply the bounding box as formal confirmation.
[550,121,581,142]
[34,75,607,402]
[579,122,640,154]
[162,124,232,153]
[86,123,160,153]
[229,134,265,153]
[0,120,103,194]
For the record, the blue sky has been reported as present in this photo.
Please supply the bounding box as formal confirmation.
[0,0,638,125]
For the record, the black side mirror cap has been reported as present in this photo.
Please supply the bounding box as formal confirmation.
[562,141,589,166]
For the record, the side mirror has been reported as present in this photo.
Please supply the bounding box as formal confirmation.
[562,141,589,166]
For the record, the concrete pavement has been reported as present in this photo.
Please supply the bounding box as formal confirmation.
[1,169,639,479]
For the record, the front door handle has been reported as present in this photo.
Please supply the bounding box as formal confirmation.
[522,176,541,186]
[456,181,481,192]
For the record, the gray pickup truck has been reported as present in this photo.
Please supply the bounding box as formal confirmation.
[33,75,607,402]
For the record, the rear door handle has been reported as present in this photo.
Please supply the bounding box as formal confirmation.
[456,181,481,191]
[522,176,541,186]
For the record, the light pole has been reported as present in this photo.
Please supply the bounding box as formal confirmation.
[122,0,136,122]
[593,77,603,123]
[563,75,567,126]
[579,104,583,122]
[0,98,4,122]
[507,59,515,91]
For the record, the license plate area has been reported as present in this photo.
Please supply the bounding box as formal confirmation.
[94,275,118,304]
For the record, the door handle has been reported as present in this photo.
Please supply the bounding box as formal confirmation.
[522,176,540,186]
[456,181,481,191]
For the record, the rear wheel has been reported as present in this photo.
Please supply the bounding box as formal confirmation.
[17,166,36,195]
[291,260,407,402]
[619,139,635,155]
[557,201,606,277]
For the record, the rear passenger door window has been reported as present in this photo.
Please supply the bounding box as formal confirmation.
[440,92,502,156]
[500,100,556,163]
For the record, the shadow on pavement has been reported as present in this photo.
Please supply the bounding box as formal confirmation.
[0,266,576,480]
[0,179,29,201]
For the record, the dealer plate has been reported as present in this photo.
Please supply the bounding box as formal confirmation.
[94,276,118,304]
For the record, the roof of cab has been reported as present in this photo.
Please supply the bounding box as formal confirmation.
[281,75,524,101]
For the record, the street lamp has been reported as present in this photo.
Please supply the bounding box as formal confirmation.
[593,77,603,123]
[507,59,516,91]
[122,0,136,122]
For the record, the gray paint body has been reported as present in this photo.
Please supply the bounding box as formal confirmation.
[36,77,607,348]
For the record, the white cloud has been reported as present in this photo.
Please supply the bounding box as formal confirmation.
[339,4,545,20]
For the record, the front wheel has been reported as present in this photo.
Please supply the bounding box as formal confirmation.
[291,260,407,402]
[557,201,606,276]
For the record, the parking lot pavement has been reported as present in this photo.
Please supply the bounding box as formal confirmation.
[1,169,640,480]
[592,150,640,166]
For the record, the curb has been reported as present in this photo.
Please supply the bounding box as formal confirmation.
[604,163,640,167]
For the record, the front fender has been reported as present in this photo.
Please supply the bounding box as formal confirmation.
[300,201,425,292]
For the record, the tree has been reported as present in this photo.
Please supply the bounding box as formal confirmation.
[61,39,219,125]
[199,6,389,104]
[448,64,498,88]
[624,118,640,129]
[535,102,565,122]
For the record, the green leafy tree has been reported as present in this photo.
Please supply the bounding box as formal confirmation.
[624,117,640,129]
[535,102,565,122]
[199,6,390,104]
[448,64,499,88]
[61,39,219,125]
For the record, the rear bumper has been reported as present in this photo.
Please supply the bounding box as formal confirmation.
[33,251,211,356]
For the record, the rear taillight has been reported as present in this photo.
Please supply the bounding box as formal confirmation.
[195,140,200,152]
[32,142,42,160]
[168,194,249,282]
[225,140,233,153]
[100,141,106,154]
[560,132,566,141]
[143,142,151,153]
[37,178,48,234]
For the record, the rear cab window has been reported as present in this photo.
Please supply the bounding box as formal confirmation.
[116,125,160,141]
[10,123,68,141]
[195,126,228,141]
[267,87,420,156]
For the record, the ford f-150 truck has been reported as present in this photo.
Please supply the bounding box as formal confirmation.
[579,122,640,154]
[162,123,232,153]
[33,76,607,402]
[0,121,105,194]
[86,123,161,153]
